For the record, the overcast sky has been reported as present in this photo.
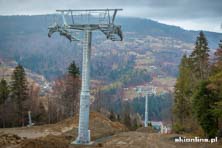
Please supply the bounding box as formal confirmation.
[0,0,221,32]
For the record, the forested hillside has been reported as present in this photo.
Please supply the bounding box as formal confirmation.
[0,15,222,131]
[0,15,222,81]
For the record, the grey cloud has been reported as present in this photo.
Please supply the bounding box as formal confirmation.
[0,0,221,19]
[0,0,221,32]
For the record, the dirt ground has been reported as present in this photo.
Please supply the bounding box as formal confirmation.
[0,112,127,148]
[17,132,222,148]
[0,113,221,148]
[96,132,222,148]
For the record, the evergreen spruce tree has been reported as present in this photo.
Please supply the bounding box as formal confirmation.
[173,32,210,134]
[0,79,9,127]
[189,31,210,134]
[173,33,221,136]
[190,31,210,81]
[173,55,192,131]
[192,40,222,138]
[193,81,218,138]
[68,61,80,77]
[60,61,81,118]
[210,41,222,137]
[0,79,9,105]
[213,40,222,73]
[210,71,222,122]
[10,64,29,126]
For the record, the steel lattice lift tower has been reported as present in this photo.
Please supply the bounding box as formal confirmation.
[48,9,123,144]
[137,86,156,127]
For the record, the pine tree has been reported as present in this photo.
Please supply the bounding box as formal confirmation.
[57,61,81,118]
[190,31,210,81]
[10,64,29,126]
[173,55,192,131]
[193,81,218,138]
[192,41,222,138]
[0,79,9,127]
[173,34,221,136]
[68,61,80,77]
[212,40,222,73]
[0,79,9,105]
[210,72,222,122]
[210,41,222,136]
[188,31,211,134]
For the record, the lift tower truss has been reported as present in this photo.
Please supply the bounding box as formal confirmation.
[137,86,156,127]
[48,9,123,144]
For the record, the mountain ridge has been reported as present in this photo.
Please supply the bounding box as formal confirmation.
[0,15,221,47]
[0,15,221,81]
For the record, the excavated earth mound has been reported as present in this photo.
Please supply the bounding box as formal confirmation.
[0,112,127,148]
